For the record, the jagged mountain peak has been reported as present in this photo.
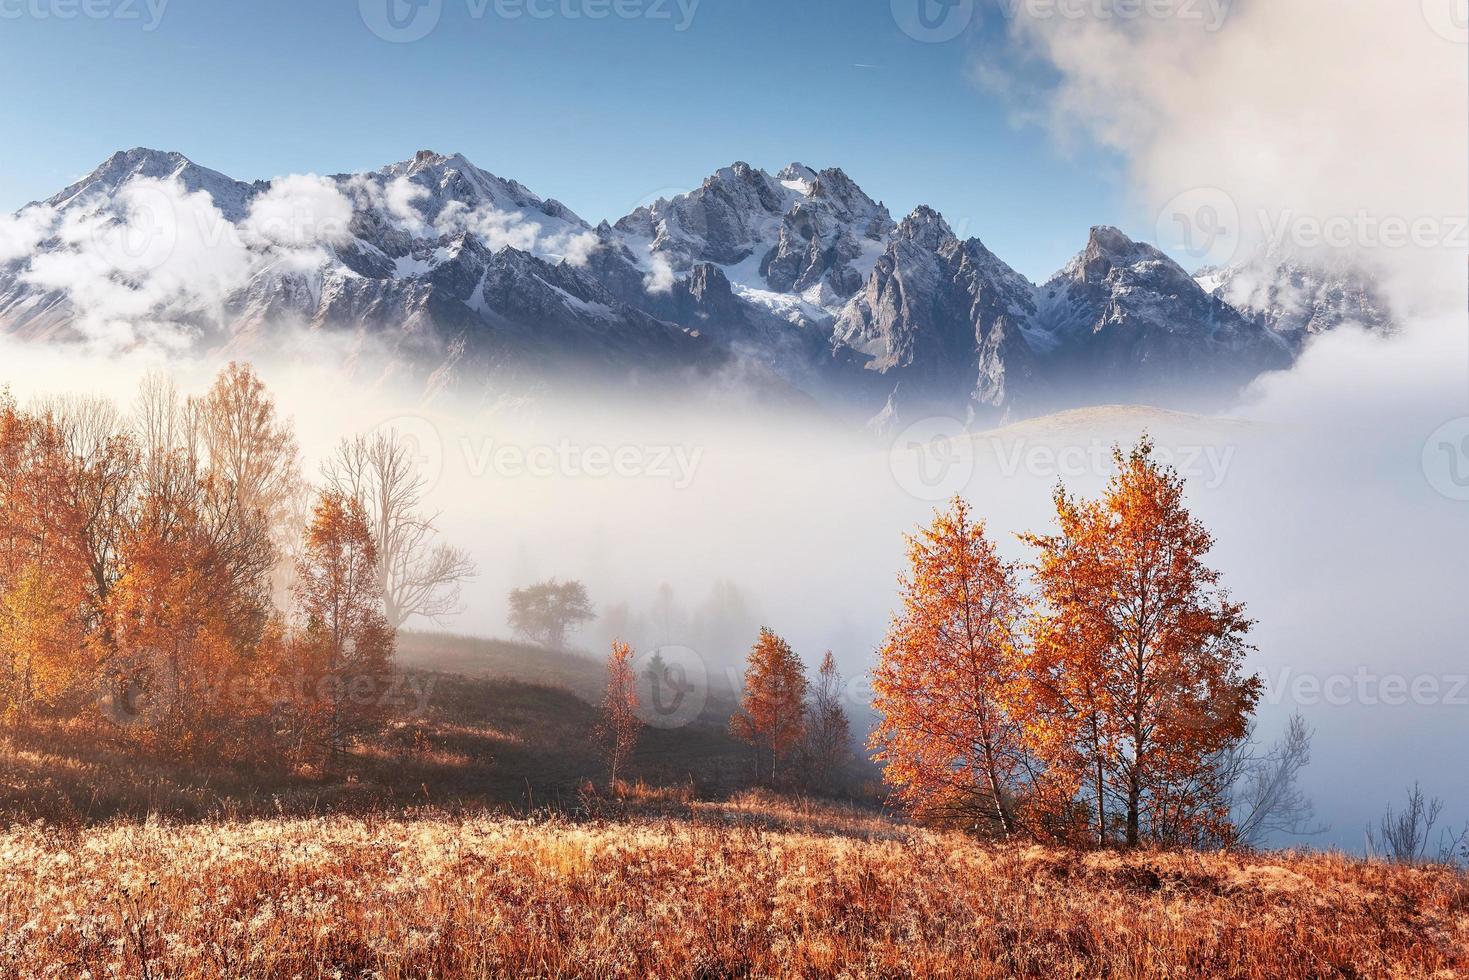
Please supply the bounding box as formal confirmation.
[1060,225,1181,283]
[44,147,258,220]
[776,162,817,193]
[895,206,955,250]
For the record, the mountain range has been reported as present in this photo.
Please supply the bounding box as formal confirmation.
[0,148,1394,427]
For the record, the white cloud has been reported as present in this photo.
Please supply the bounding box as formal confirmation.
[385,175,430,235]
[21,177,256,350]
[240,174,354,249]
[558,230,600,268]
[985,0,1466,318]
[0,206,56,264]
[643,253,675,295]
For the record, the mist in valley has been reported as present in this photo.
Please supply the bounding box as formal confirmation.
[1,294,1464,852]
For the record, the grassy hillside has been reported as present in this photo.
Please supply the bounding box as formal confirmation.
[0,631,753,823]
[5,631,1465,978]
[2,795,1464,978]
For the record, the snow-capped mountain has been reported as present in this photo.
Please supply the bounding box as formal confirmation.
[1031,226,1294,409]
[0,148,1395,425]
[1194,252,1394,346]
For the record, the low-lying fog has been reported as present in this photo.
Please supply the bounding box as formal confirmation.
[2,303,1464,852]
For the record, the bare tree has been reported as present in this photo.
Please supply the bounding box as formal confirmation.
[324,429,476,629]
[1216,714,1326,848]
[801,651,852,794]
[1366,783,1445,864]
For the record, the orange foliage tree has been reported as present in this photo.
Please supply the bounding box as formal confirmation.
[292,491,396,767]
[104,439,275,757]
[870,497,1032,836]
[1023,438,1261,847]
[731,628,808,784]
[597,640,642,787]
[0,398,103,721]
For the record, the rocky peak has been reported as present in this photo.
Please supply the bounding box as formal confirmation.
[895,206,956,252]
[43,147,260,222]
[1062,225,1181,285]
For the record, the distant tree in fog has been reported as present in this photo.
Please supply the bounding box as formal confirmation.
[801,651,852,794]
[508,580,595,650]
[1366,784,1446,865]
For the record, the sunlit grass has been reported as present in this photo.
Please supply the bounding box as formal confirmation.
[1,797,1463,978]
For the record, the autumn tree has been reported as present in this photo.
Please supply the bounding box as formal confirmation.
[104,429,276,756]
[0,398,104,722]
[870,498,1032,836]
[508,580,595,649]
[292,491,396,767]
[324,429,475,629]
[801,651,852,795]
[597,640,642,787]
[189,363,306,609]
[29,394,134,626]
[1023,438,1261,848]
[731,628,808,784]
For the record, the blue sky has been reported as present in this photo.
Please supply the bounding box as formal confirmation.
[0,0,1133,280]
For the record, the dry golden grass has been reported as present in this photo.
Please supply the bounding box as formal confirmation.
[2,794,1465,979]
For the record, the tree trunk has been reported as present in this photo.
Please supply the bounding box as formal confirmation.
[1126,771,1141,847]
[1093,716,1107,847]
[981,739,1014,838]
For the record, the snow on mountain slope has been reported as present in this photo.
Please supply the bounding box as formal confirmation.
[0,148,1397,425]
[1194,252,1394,347]
[1029,226,1294,410]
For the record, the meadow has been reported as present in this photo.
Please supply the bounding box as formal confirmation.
[2,795,1466,978]
[1,633,1465,979]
